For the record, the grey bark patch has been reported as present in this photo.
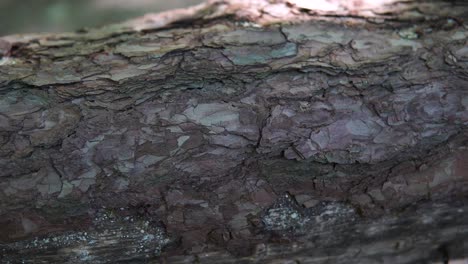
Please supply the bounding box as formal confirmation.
[224,42,297,65]
[37,168,62,196]
[345,119,376,137]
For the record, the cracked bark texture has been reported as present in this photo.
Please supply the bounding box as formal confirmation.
[1,0,468,263]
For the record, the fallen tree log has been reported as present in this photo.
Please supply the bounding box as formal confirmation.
[1,0,468,263]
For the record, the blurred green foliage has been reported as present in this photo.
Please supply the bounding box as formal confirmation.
[0,0,202,36]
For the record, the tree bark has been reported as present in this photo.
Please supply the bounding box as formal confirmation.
[1,0,468,263]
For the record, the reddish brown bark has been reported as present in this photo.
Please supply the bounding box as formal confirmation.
[1,0,468,263]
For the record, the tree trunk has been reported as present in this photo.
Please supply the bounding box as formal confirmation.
[1,0,468,263]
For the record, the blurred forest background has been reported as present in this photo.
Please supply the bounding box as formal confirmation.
[0,0,203,36]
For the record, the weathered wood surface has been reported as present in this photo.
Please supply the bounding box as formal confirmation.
[3,201,468,263]
[1,0,468,263]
